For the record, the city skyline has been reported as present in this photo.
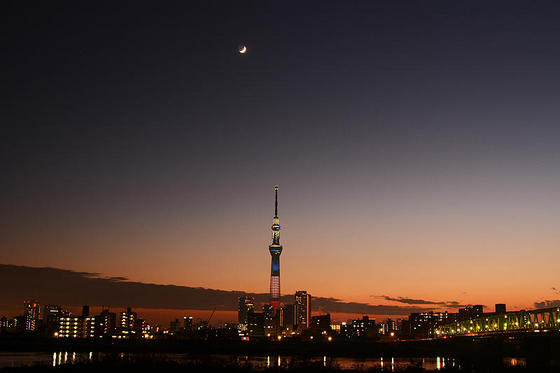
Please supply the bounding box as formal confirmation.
[4,288,558,341]
[3,1,560,325]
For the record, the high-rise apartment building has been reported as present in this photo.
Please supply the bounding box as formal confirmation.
[119,307,137,330]
[43,305,63,336]
[238,296,255,325]
[23,300,40,331]
[295,291,311,329]
[58,316,82,338]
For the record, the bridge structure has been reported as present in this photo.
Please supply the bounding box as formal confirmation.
[435,307,560,337]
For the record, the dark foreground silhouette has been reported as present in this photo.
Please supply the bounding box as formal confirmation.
[1,333,560,372]
[1,358,560,373]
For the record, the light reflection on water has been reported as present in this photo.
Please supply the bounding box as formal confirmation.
[50,351,99,367]
[226,355,481,371]
[0,352,529,370]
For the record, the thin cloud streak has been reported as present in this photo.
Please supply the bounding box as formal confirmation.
[375,295,466,308]
[534,300,560,309]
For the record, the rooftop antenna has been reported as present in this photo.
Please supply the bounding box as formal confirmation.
[274,185,278,217]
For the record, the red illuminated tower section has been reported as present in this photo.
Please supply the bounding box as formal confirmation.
[269,185,282,312]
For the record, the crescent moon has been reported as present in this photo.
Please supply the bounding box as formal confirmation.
[239,46,247,54]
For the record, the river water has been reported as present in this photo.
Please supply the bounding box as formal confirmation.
[0,352,527,371]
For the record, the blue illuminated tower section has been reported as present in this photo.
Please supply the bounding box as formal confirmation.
[269,185,282,312]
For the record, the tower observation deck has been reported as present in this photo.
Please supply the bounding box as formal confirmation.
[269,185,282,312]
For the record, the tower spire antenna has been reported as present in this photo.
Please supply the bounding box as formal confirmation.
[274,185,278,217]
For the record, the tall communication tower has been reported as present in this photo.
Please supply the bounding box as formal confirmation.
[269,185,282,312]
